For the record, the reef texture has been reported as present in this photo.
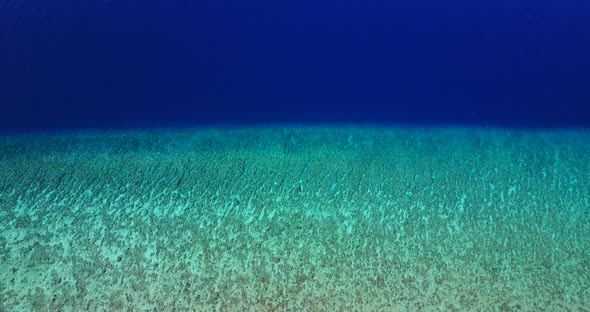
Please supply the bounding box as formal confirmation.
[0,127,589,311]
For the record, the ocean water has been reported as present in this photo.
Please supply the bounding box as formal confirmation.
[1,0,590,311]
[0,127,589,310]
[1,0,590,130]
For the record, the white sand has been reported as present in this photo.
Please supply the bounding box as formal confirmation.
[0,127,589,311]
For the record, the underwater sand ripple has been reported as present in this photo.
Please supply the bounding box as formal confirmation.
[0,127,589,311]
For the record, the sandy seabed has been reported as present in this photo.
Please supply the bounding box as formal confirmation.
[0,127,589,311]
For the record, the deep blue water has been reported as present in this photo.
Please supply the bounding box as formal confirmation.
[1,0,590,132]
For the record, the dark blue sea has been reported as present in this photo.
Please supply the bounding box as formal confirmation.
[1,0,590,131]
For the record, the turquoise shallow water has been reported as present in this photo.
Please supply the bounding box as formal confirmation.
[0,127,589,311]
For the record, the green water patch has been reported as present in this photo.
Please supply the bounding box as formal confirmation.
[0,127,589,311]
